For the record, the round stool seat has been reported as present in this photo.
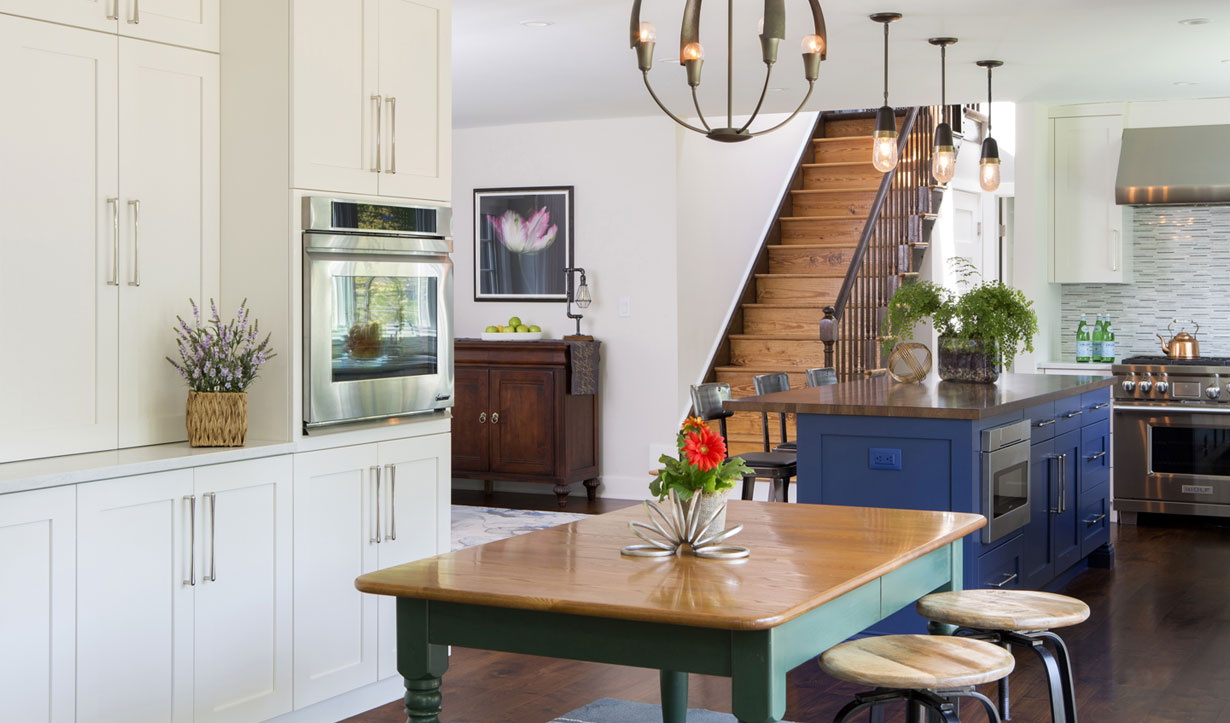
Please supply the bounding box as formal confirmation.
[917,589,1090,632]
[819,635,1015,690]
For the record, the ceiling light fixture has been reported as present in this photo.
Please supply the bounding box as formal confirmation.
[1178,18,1212,25]
[976,59,1003,192]
[629,0,828,143]
[928,37,958,184]
[870,13,903,172]
[520,20,554,27]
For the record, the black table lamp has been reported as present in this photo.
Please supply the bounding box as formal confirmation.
[564,267,592,340]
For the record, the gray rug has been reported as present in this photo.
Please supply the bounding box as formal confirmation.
[451,505,589,550]
[550,697,797,723]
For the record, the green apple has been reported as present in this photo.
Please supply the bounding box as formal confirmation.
[516,324,530,333]
[508,316,522,328]
[528,325,541,332]
[484,325,499,333]
[501,326,516,333]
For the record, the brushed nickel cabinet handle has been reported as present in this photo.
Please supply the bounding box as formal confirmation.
[370,465,381,543]
[107,197,120,285]
[491,412,499,424]
[385,97,397,174]
[1086,451,1106,462]
[1033,418,1055,428]
[385,464,397,541]
[371,95,382,173]
[1092,402,1110,410]
[129,0,139,23]
[1060,453,1068,514]
[1085,513,1107,528]
[107,0,119,20]
[1049,455,1062,514]
[206,492,216,582]
[127,199,141,286]
[184,495,196,586]
[988,572,1017,588]
[479,412,486,424]
[1062,409,1083,419]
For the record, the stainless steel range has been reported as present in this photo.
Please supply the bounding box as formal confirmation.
[1113,355,1230,518]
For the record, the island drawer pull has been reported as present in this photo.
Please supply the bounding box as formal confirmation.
[1033,418,1056,428]
[1062,409,1084,419]
[1086,451,1106,462]
[1085,513,1107,527]
[1091,402,1110,410]
[183,495,196,587]
[987,572,1018,588]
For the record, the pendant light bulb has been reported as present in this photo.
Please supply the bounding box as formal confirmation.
[575,279,592,309]
[682,42,705,61]
[801,34,825,55]
[929,38,958,184]
[976,60,1004,192]
[870,13,902,172]
[639,21,657,44]
[932,140,956,184]
[873,128,900,173]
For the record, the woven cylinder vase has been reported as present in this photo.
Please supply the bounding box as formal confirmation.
[186,391,248,447]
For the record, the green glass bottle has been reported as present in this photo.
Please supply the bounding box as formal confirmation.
[1076,314,1091,363]
[1102,315,1116,363]
[1092,314,1105,363]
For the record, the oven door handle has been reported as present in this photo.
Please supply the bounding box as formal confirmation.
[1115,404,1230,414]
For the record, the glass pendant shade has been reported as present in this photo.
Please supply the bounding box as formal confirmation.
[979,137,1001,192]
[931,122,956,184]
[872,105,899,173]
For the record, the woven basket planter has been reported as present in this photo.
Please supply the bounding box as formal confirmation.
[186,391,248,447]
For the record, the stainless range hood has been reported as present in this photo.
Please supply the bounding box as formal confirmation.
[1115,124,1230,206]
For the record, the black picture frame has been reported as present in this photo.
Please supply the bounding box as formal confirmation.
[473,186,574,302]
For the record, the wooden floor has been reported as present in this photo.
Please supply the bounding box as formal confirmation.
[348,503,1230,723]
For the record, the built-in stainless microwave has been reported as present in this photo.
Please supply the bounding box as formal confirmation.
[303,196,453,429]
[981,419,1032,543]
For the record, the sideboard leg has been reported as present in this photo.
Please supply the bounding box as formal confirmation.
[483,480,494,497]
[583,479,599,501]
[553,484,571,508]
[660,670,688,723]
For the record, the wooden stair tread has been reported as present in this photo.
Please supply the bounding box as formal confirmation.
[790,187,880,195]
[741,303,832,308]
[813,135,874,142]
[729,333,818,341]
[755,273,848,278]
[779,215,870,221]
[769,243,858,250]
[801,161,878,168]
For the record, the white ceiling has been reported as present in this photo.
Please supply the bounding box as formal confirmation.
[453,0,1230,128]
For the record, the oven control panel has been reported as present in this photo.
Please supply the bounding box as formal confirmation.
[1115,370,1230,404]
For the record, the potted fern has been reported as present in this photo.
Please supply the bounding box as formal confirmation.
[883,258,1038,384]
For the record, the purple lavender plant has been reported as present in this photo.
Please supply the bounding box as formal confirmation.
[167,299,276,393]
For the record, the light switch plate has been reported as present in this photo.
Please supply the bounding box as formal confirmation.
[618,296,631,317]
[869,447,902,471]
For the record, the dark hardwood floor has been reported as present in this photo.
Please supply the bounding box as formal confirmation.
[348,503,1230,723]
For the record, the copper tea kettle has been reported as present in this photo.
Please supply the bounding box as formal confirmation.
[1158,320,1201,359]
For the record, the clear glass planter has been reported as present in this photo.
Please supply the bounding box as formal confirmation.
[937,336,1000,384]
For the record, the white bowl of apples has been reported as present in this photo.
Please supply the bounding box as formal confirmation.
[480,317,544,341]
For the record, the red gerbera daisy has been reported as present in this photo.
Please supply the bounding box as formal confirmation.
[683,426,726,471]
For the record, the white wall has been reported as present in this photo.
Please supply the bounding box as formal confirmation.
[452,113,813,499]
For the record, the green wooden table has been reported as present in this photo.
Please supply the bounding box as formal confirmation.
[356,501,985,723]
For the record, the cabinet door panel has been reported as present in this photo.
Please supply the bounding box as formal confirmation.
[375,0,450,201]
[292,0,379,195]
[0,17,119,462]
[490,369,556,476]
[0,487,75,723]
[117,40,219,447]
[193,457,292,723]
[1080,481,1111,557]
[0,0,116,32]
[1053,115,1131,283]
[1080,420,1110,492]
[77,470,195,723]
[1022,439,1055,589]
[452,368,489,472]
[1053,430,1082,574]
[292,445,380,708]
[118,0,219,52]
[376,433,449,679]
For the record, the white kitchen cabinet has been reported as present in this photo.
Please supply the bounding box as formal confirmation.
[0,16,120,462]
[117,39,219,447]
[117,0,220,53]
[192,456,293,723]
[291,0,450,200]
[293,433,449,705]
[0,0,118,32]
[77,469,196,723]
[0,486,76,723]
[1051,113,1134,284]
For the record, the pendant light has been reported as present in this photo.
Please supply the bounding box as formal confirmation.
[977,60,1004,192]
[870,13,902,173]
[928,37,958,184]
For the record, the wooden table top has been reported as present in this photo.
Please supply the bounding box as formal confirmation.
[355,501,985,631]
[724,373,1114,420]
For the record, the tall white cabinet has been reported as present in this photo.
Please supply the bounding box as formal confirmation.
[0,0,219,51]
[0,12,218,463]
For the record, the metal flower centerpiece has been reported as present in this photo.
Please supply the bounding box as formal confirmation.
[622,489,749,559]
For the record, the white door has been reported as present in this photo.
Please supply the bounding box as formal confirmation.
[77,470,195,723]
[375,0,451,201]
[0,0,117,32]
[291,0,379,195]
[375,433,450,679]
[193,456,293,723]
[0,17,119,463]
[117,0,219,52]
[0,486,76,723]
[951,189,984,279]
[117,39,219,447]
[292,444,380,708]
[1053,114,1130,283]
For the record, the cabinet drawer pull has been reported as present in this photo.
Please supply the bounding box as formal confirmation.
[479,412,486,424]
[370,465,381,544]
[206,492,217,582]
[371,95,383,172]
[385,464,397,541]
[491,411,499,424]
[1062,409,1083,419]
[987,572,1017,588]
[183,495,196,586]
[1085,451,1106,462]
[1091,402,1110,410]
[1033,418,1056,428]
[1085,513,1107,527]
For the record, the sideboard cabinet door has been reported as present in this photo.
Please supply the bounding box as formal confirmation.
[452,368,490,472]
[489,368,557,477]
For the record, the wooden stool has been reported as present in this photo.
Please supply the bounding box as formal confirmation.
[917,590,1090,723]
[819,634,1014,722]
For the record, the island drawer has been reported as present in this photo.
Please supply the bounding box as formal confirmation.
[1080,481,1111,557]
[1080,420,1110,491]
[974,534,1023,590]
[1054,394,1086,436]
[1081,388,1112,425]
[1025,401,1057,444]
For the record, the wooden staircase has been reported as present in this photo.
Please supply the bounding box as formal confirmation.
[700,108,953,457]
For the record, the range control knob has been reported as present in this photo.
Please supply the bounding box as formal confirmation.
[1207,385,1221,400]
[1155,376,1170,395]
[1121,378,1137,393]
[1138,378,1153,394]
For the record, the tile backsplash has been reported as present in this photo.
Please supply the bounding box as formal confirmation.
[1060,206,1230,360]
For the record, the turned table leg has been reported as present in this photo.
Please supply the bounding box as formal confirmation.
[660,670,688,723]
[583,479,599,501]
[398,598,449,723]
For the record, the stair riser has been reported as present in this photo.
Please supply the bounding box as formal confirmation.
[813,138,873,163]
[770,246,866,275]
[715,414,796,443]
[730,338,829,367]
[824,116,904,137]
[756,275,843,303]
[792,192,875,217]
[779,218,865,245]
[714,369,809,398]
[742,307,826,335]
[804,164,884,188]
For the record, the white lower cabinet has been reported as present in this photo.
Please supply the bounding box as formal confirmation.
[77,456,293,723]
[0,486,76,723]
[293,433,450,706]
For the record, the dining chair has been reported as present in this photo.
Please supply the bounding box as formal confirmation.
[805,367,839,387]
[690,382,797,502]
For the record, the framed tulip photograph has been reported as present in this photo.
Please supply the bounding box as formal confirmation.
[474,186,574,302]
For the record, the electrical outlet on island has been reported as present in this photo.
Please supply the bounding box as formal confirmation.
[868,448,902,471]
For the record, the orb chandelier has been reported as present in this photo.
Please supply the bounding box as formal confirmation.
[630,0,829,143]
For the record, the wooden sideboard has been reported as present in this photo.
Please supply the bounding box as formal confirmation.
[453,339,599,506]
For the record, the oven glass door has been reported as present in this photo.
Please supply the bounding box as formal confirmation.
[306,247,453,426]
[1152,426,1230,477]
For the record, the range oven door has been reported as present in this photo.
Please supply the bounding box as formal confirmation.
[1116,407,1230,508]
[304,238,453,427]
[982,438,1031,543]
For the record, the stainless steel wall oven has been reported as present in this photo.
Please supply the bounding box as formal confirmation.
[303,197,453,429]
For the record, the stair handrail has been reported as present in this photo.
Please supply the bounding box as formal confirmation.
[819,106,921,368]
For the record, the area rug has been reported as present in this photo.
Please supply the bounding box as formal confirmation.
[451,505,589,550]
[550,697,798,723]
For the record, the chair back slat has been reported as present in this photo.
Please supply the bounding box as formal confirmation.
[805,367,839,387]
[753,372,790,396]
[690,383,732,421]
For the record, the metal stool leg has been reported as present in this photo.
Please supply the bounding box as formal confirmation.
[1027,638,1068,723]
[1033,630,1079,723]
[998,641,1012,720]
[869,703,885,723]
[741,474,755,501]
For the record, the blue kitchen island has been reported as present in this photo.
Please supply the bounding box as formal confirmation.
[726,372,1116,632]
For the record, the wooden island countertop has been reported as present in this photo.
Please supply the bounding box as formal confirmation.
[724,372,1115,420]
